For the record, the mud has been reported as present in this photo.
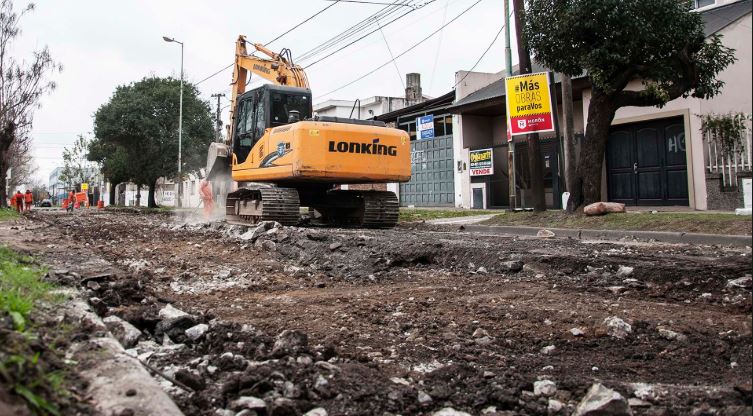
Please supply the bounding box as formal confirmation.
[4,209,752,416]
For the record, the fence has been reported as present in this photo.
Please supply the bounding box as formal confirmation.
[706,127,753,188]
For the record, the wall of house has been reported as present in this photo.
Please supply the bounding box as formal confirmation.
[455,70,505,101]
[580,13,751,210]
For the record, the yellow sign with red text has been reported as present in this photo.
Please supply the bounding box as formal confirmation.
[505,72,555,137]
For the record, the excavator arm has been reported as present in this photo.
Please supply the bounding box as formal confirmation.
[228,36,309,142]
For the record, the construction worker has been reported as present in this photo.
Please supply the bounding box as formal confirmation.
[14,190,24,213]
[67,190,75,213]
[199,179,214,219]
[24,190,33,212]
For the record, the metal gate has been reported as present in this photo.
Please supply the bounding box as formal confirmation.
[400,134,454,206]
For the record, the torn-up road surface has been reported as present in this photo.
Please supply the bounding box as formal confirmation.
[5,209,752,416]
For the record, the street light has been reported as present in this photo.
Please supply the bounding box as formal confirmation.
[163,35,184,208]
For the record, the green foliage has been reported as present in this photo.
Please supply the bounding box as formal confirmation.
[92,76,214,188]
[59,135,98,190]
[0,245,52,331]
[699,112,751,158]
[399,209,494,222]
[0,207,19,221]
[525,0,736,103]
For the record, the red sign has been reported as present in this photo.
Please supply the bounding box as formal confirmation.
[509,114,554,135]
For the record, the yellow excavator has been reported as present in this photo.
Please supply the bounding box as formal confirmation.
[206,36,411,228]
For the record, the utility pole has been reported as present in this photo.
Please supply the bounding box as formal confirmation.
[211,93,226,142]
[561,74,576,211]
[504,0,517,210]
[512,0,546,211]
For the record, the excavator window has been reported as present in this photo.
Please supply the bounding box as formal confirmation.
[270,92,311,127]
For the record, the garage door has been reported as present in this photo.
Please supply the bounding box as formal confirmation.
[400,135,454,206]
[606,117,689,206]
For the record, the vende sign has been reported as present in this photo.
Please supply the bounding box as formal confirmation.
[505,72,555,136]
[469,148,493,176]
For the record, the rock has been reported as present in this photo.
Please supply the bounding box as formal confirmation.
[329,242,343,251]
[727,275,752,289]
[657,328,687,342]
[272,329,308,357]
[570,328,585,337]
[102,316,142,348]
[271,398,298,416]
[603,316,632,339]
[174,369,206,391]
[628,398,651,408]
[156,314,198,341]
[185,324,209,341]
[303,408,328,416]
[89,297,108,316]
[472,328,489,338]
[541,345,556,355]
[501,260,525,273]
[230,396,267,411]
[418,390,433,405]
[475,336,494,346]
[86,280,102,291]
[158,304,189,320]
[534,380,557,397]
[260,240,277,252]
[584,202,626,216]
[240,221,281,242]
[607,286,626,295]
[477,266,488,274]
[616,266,634,277]
[631,383,658,402]
[433,408,472,416]
[537,229,556,238]
[548,399,564,414]
[573,383,632,416]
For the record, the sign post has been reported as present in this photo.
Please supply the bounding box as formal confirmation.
[469,148,494,176]
[416,115,434,140]
[505,72,556,137]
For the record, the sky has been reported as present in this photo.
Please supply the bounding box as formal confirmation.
[15,0,515,185]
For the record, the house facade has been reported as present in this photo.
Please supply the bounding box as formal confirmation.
[448,0,751,210]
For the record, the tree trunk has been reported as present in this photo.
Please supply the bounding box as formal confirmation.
[574,90,617,207]
[109,182,117,206]
[0,122,16,208]
[561,75,578,212]
[136,185,141,207]
[148,179,158,208]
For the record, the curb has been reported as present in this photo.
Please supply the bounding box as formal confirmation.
[62,294,185,416]
[462,225,752,247]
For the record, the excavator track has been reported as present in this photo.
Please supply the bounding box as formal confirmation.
[226,187,300,226]
[360,191,400,228]
[313,190,399,229]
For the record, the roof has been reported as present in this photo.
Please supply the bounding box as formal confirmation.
[375,91,456,122]
[448,1,751,114]
[701,0,752,36]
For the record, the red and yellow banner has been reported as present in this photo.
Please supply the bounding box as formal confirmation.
[505,72,555,137]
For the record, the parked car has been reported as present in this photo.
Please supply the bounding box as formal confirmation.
[39,199,52,207]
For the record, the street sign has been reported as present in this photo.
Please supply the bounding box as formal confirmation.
[81,183,89,191]
[469,148,494,176]
[416,115,434,140]
[505,72,555,136]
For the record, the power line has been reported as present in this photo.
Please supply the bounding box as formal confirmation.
[266,0,343,46]
[297,0,412,62]
[454,22,505,88]
[315,0,484,99]
[303,1,439,68]
[376,17,405,89]
[193,1,344,87]
[324,0,420,6]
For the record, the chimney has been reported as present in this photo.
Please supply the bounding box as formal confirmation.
[405,73,423,106]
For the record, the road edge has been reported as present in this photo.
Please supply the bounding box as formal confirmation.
[462,224,753,247]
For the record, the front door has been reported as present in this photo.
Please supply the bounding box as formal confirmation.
[606,117,688,206]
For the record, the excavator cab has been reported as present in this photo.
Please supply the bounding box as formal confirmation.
[232,84,312,165]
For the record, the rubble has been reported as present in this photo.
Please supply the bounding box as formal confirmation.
[727,275,752,289]
[533,380,557,397]
[573,383,632,416]
[603,316,632,339]
[102,315,143,348]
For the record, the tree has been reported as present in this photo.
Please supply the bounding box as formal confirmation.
[525,0,736,208]
[59,135,98,191]
[6,131,36,193]
[93,76,213,208]
[0,0,60,207]
[87,138,130,205]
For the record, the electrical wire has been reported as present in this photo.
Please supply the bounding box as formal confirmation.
[265,0,343,46]
[193,1,344,87]
[315,0,484,99]
[453,22,505,88]
[297,0,412,62]
[429,0,450,91]
[376,17,405,89]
